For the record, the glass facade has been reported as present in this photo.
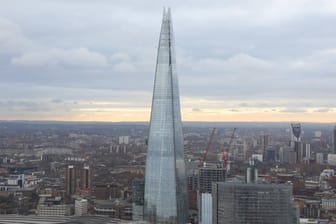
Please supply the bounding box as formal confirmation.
[212,182,297,224]
[144,8,188,224]
[200,193,212,224]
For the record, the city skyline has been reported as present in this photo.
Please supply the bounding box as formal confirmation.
[1,1,336,122]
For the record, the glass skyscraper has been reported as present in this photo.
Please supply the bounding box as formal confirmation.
[144,8,188,224]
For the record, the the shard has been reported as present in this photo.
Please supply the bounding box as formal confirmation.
[144,8,188,224]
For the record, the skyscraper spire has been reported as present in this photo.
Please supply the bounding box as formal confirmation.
[144,8,188,224]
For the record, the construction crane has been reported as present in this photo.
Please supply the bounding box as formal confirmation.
[221,128,237,174]
[199,128,216,167]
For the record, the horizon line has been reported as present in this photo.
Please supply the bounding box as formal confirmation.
[0,119,334,124]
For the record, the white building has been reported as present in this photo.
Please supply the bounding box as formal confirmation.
[37,196,69,216]
[304,143,311,161]
[305,180,320,189]
[300,218,328,224]
[316,153,324,165]
[327,154,336,166]
[199,193,212,224]
[119,136,130,145]
[38,204,68,216]
[251,154,263,162]
[319,169,335,190]
[75,199,88,216]
[7,174,24,188]
[320,169,335,179]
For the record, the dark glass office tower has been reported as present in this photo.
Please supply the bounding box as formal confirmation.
[144,8,188,224]
[212,182,298,224]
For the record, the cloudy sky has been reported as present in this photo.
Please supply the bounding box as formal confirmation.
[0,0,336,122]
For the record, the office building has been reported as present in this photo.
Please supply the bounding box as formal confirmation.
[291,123,302,142]
[132,178,144,221]
[259,134,270,155]
[212,182,297,224]
[316,153,324,164]
[7,174,25,188]
[37,196,70,216]
[303,143,311,162]
[0,216,116,224]
[144,8,188,224]
[327,154,336,166]
[295,141,303,162]
[81,165,92,196]
[199,193,212,224]
[66,165,76,196]
[75,199,88,216]
[119,136,130,145]
[37,204,69,216]
[198,164,225,224]
[290,123,303,163]
[66,165,92,197]
[246,159,258,183]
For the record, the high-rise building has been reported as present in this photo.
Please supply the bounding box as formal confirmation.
[303,143,311,162]
[199,192,212,224]
[81,165,92,196]
[119,136,130,145]
[316,153,324,164]
[290,123,303,163]
[212,182,297,224]
[291,123,302,142]
[132,178,145,221]
[246,159,258,183]
[199,165,225,193]
[259,134,270,155]
[144,8,188,224]
[66,165,92,197]
[198,164,225,224]
[66,165,76,196]
[279,147,297,164]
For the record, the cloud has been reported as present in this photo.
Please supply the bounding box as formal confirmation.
[290,48,336,76]
[313,108,333,113]
[51,99,63,104]
[186,53,272,74]
[113,61,136,73]
[11,48,109,67]
[192,108,201,112]
[110,52,132,62]
[279,108,307,113]
[0,1,336,121]
[239,103,249,107]
[0,100,51,112]
[0,17,31,53]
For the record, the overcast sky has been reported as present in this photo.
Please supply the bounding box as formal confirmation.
[0,0,336,122]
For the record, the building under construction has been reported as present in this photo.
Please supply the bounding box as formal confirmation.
[199,164,225,193]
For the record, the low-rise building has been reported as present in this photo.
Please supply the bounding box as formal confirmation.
[37,196,70,216]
